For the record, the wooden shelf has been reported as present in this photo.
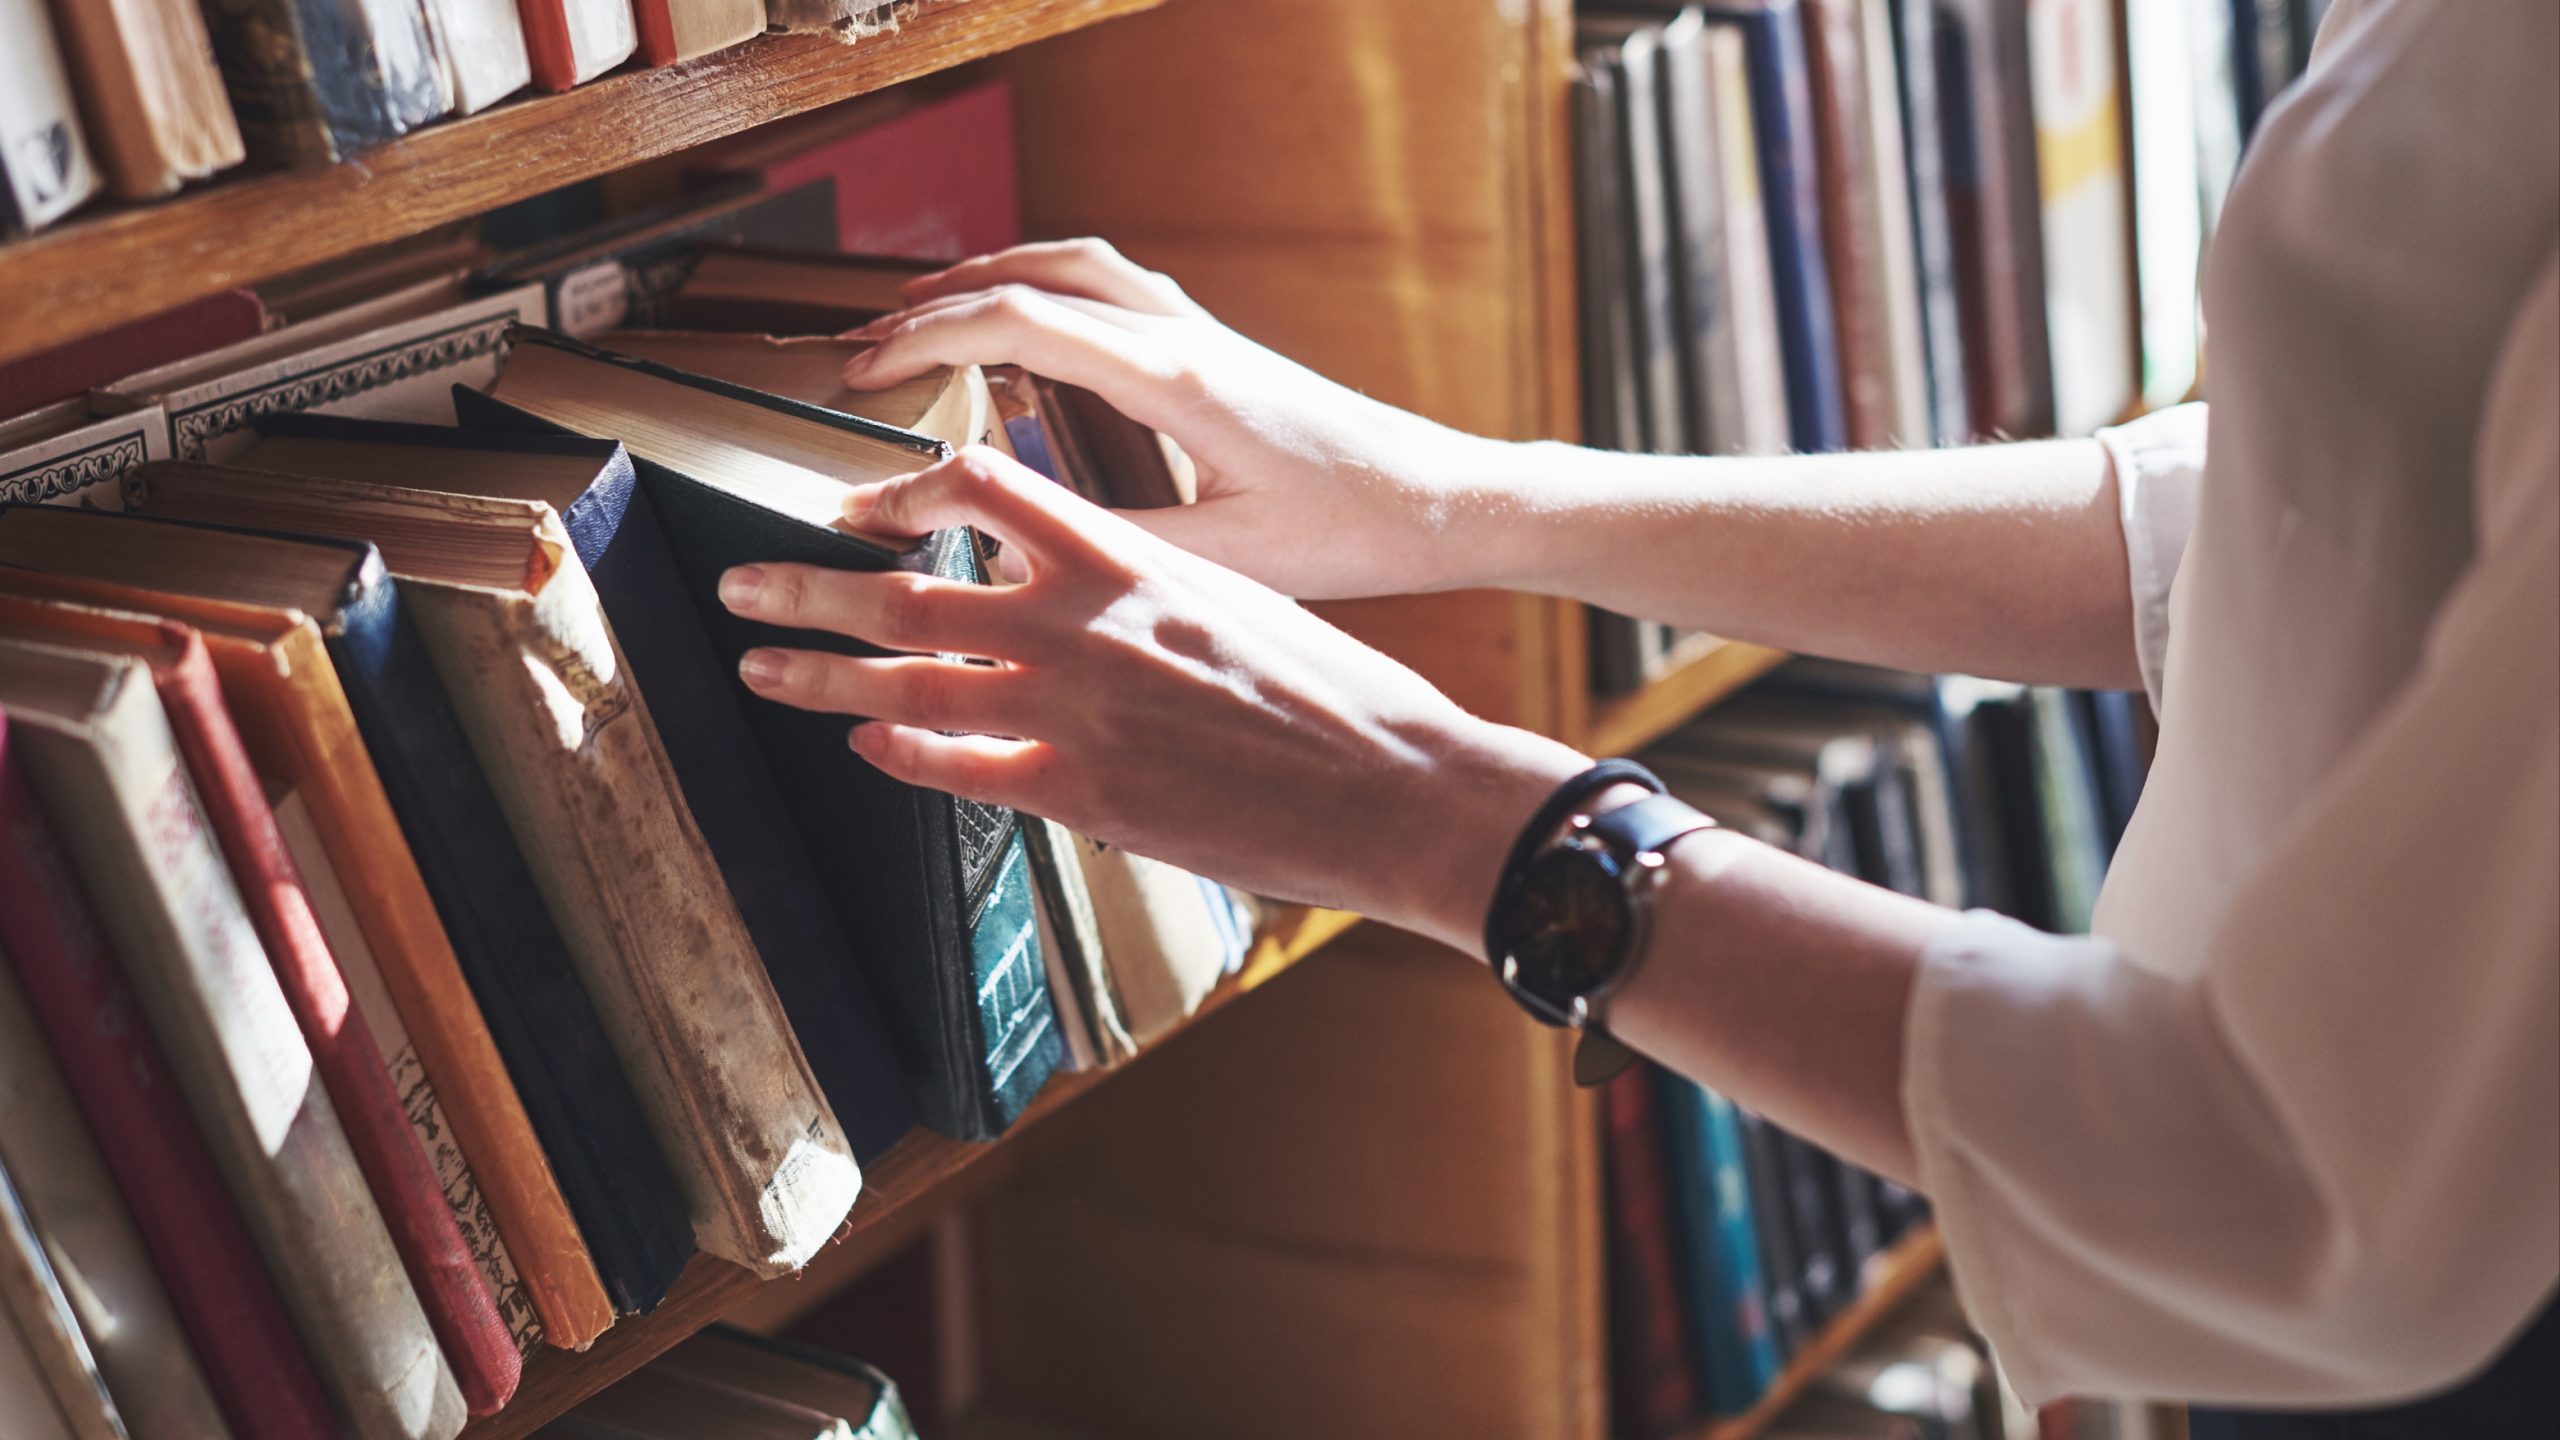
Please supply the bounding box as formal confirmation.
[0,0,1163,365]
[462,903,1362,1439]
[1666,1224,1948,1440]
[1583,638,1791,756]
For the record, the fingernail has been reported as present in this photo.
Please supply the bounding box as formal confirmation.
[719,565,765,611]
[841,485,880,520]
[847,722,880,754]
[739,648,786,689]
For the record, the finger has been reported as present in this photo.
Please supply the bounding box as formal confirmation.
[846,287,1170,342]
[736,649,1037,735]
[718,562,1028,658]
[841,446,1126,569]
[848,723,1060,811]
[903,238,1202,318]
[839,286,1180,407]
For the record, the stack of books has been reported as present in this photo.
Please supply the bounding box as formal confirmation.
[1571,0,2329,694]
[1609,658,2145,1435]
[0,0,914,239]
[0,109,1249,1440]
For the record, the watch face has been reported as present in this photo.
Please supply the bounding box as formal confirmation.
[1504,845,1634,1006]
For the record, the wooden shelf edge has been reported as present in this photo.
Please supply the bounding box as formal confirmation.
[1669,1224,1948,1440]
[1583,639,1790,756]
[463,903,1360,1438]
[0,0,1165,364]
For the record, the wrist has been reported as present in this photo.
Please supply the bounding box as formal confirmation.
[1373,717,1591,955]
[1413,436,1573,593]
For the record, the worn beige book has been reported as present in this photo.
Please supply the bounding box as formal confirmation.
[1021,816,1134,1070]
[0,641,462,1440]
[1065,835,1233,1047]
[0,963,235,1438]
[137,462,860,1276]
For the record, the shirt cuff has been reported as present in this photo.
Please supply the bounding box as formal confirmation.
[2096,403,2209,710]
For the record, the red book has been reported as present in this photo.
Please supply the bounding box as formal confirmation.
[0,606,522,1414]
[1605,1066,1700,1439]
[0,290,265,420]
[516,1,640,92]
[0,708,339,1440]
[685,78,1020,258]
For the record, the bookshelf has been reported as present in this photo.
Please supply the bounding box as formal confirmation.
[0,0,1165,365]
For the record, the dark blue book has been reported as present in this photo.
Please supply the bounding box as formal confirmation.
[1732,1106,1810,1357]
[474,329,1062,1141]
[1658,1078,1784,1415]
[1698,0,1848,454]
[0,502,694,1314]
[245,411,921,1162]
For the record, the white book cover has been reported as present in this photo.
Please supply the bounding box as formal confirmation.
[0,402,166,509]
[424,0,534,113]
[0,0,99,234]
[565,0,641,82]
[95,279,544,460]
[0,967,235,1439]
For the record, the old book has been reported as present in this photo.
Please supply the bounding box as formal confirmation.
[1884,0,1970,444]
[0,505,693,1316]
[661,245,937,331]
[516,0,636,91]
[634,0,765,65]
[0,599,519,1410]
[421,0,531,113]
[1572,42,1641,453]
[239,411,917,1163]
[485,181,838,336]
[683,79,1021,256]
[2027,0,2136,435]
[645,1327,918,1437]
[1065,834,1231,1048]
[595,329,1000,451]
[481,330,1064,1140]
[1019,815,1135,1071]
[0,0,99,236]
[255,224,486,327]
[40,0,243,198]
[766,0,893,35]
[1659,1077,1785,1416]
[1801,0,1897,450]
[1700,21,1796,455]
[135,462,863,1275]
[1699,1,1850,453]
[0,1155,123,1440]
[195,0,446,167]
[1939,0,2055,439]
[1850,0,1936,446]
[1581,17,1687,455]
[0,961,234,1440]
[2124,0,2204,410]
[0,1289,81,1440]
[0,289,265,420]
[0,640,465,1440]
[0,403,165,510]
[1654,10,1757,458]
[0,564,614,1352]
[0,709,339,1440]
[91,277,546,460]
[1602,1067,1699,1438]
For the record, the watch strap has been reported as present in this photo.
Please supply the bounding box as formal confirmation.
[1583,792,1718,859]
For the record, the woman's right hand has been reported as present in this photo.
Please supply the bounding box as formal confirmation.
[838,238,1524,601]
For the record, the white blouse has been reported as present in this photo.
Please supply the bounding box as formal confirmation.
[1902,0,2558,1408]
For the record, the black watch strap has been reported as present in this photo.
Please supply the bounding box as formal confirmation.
[1586,792,1719,859]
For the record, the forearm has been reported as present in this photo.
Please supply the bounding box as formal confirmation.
[1447,437,2142,690]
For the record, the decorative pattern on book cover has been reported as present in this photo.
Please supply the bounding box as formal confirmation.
[0,405,164,510]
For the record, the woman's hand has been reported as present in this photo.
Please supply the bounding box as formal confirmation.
[838,238,1531,602]
[716,445,1589,953]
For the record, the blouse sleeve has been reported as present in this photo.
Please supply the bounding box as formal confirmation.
[2096,403,2208,710]
[1901,266,2559,1406]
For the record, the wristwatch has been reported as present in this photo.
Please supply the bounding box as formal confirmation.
[1485,762,1717,1086]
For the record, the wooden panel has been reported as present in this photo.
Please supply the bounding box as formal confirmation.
[1584,640,1793,755]
[969,924,1607,1440]
[0,0,1164,364]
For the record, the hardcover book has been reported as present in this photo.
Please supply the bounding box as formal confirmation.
[0,640,465,1440]
[1659,1078,1785,1416]
[0,288,266,420]
[766,0,894,34]
[0,0,99,236]
[240,411,919,1163]
[1581,17,1687,455]
[1884,0,1970,444]
[91,277,546,460]
[633,0,765,66]
[594,329,1001,451]
[480,328,1063,1139]
[0,562,616,1351]
[195,0,447,166]
[0,707,341,1440]
[0,1154,122,1440]
[1065,833,1232,1048]
[1019,814,1134,1071]
[0,402,165,510]
[0,963,235,1439]
[483,181,837,336]
[1939,0,2055,439]
[0,504,694,1316]
[135,461,863,1275]
[1573,51,1642,454]
[1602,1067,1699,1438]
[422,0,532,113]
[0,600,522,1414]
[41,0,244,198]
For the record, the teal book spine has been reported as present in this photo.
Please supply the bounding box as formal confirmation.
[1659,1076,1784,1415]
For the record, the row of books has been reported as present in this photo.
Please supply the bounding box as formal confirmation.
[0,0,902,237]
[1572,0,2329,694]
[0,157,1233,1440]
[1608,659,2145,1433]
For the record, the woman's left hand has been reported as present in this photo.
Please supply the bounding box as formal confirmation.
[716,445,1589,954]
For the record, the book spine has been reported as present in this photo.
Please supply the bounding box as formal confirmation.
[631,0,678,65]
[1573,60,1643,453]
[1732,1,1850,454]
[1659,19,1747,456]
[0,1156,121,1440]
[1659,1077,1784,1416]
[400,566,859,1275]
[0,719,341,1440]
[195,1,344,165]
[322,569,693,1314]
[513,0,581,90]
[1803,0,1897,451]
[1704,27,1796,456]
[147,634,520,1414]
[1734,1108,1809,1356]
[1604,1069,1699,1437]
[42,0,246,198]
[0,0,101,234]
[1611,30,1687,455]
[1889,0,1973,444]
